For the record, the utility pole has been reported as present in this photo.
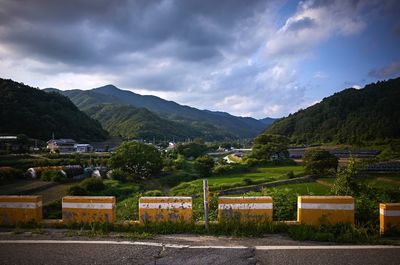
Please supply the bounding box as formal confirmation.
[203,178,209,230]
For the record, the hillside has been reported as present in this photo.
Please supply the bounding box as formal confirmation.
[266,77,400,144]
[47,85,275,140]
[0,78,109,141]
[84,104,232,140]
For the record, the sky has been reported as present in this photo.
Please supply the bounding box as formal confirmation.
[0,0,399,119]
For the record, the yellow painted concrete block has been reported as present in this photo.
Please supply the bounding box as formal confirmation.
[0,195,42,225]
[139,197,192,224]
[62,196,116,224]
[297,196,354,225]
[380,203,400,235]
[218,196,273,222]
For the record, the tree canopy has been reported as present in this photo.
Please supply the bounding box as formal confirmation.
[303,149,338,176]
[109,141,162,181]
[249,134,289,160]
[194,155,215,177]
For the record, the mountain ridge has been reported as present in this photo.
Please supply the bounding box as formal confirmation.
[265,77,400,144]
[46,85,276,140]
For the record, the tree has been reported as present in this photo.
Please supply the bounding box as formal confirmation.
[194,155,215,177]
[109,141,162,181]
[303,149,338,176]
[176,142,208,158]
[249,134,289,160]
[331,158,362,196]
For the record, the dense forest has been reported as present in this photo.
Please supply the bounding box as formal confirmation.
[266,77,400,144]
[0,78,109,141]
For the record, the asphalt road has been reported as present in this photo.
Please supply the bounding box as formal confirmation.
[0,240,399,265]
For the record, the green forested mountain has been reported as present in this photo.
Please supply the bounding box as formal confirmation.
[46,85,275,140]
[0,78,108,141]
[266,77,400,144]
[84,104,232,141]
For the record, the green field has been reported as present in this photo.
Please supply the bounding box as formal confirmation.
[247,182,331,197]
[184,166,302,187]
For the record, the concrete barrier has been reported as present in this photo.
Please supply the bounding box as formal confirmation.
[380,203,400,235]
[218,196,273,222]
[139,197,192,224]
[62,196,116,224]
[297,196,354,225]
[0,195,42,225]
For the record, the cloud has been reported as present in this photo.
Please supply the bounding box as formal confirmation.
[0,0,397,119]
[265,0,367,60]
[313,71,328,79]
[369,62,400,79]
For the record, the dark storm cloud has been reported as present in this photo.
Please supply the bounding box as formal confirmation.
[0,0,268,65]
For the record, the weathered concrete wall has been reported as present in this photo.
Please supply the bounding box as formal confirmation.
[139,197,192,224]
[297,196,354,225]
[0,195,42,225]
[218,176,315,195]
[62,196,116,224]
[380,203,400,235]
[218,196,273,222]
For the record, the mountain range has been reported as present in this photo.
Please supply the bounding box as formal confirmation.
[265,77,400,144]
[45,85,275,141]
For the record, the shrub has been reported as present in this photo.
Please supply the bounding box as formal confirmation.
[304,149,338,176]
[80,178,105,192]
[286,171,295,179]
[193,155,214,177]
[43,200,62,219]
[68,185,88,196]
[0,167,24,184]
[40,170,66,182]
[212,164,250,175]
[143,190,163,196]
[110,168,128,182]
[242,178,254,185]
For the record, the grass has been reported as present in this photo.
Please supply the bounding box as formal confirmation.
[59,220,390,244]
[261,182,332,195]
[171,166,305,195]
[207,166,304,185]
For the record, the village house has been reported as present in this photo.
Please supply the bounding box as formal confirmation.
[75,143,94,153]
[47,139,76,153]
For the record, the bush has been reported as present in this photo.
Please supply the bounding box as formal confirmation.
[143,190,163,196]
[212,164,250,175]
[80,178,105,192]
[193,155,214,177]
[68,185,88,196]
[304,149,338,176]
[110,168,128,182]
[43,200,62,219]
[0,167,24,184]
[242,178,254,185]
[40,170,66,182]
[286,171,295,179]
